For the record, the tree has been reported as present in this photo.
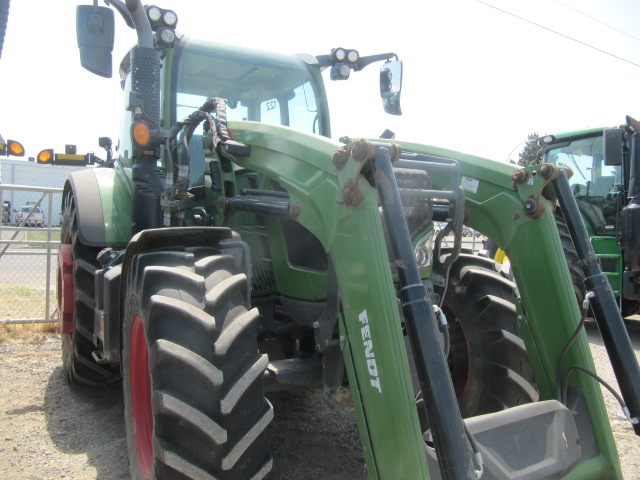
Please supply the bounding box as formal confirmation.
[518,132,544,166]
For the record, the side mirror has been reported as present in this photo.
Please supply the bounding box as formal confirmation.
[76,5,115,78]
[603,128,623,166]
[380,60,402,116]
[99,136,113,161]
[99,137,112,149]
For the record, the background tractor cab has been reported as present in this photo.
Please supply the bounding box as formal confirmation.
[542,118,640,317]
[546,134,620,232]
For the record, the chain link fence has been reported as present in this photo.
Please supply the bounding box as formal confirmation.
[0,184,62,324]
[0,184,486,325]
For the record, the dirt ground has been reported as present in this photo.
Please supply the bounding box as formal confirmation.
[0,320,639,479]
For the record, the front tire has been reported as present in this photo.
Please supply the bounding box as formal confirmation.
[123,248,273,480]
[443,254,538,418]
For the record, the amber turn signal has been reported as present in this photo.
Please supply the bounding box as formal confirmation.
[132,121,151,147]
[7,139,25,156]
[37,149,54,164]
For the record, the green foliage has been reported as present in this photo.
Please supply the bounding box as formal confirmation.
[518,132,544,166]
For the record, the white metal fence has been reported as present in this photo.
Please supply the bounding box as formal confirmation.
[0,184,62,324]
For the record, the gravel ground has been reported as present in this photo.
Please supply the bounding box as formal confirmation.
[0,320,638,479]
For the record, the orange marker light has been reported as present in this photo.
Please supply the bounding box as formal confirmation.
[132,122,151,147]
[37,149,53,164]
[7,140,25,156]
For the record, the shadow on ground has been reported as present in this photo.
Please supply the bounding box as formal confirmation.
[44,366,129,479]
[265,389,366,480]
[42,366,366,479]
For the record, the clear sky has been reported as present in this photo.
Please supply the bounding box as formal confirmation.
[1,0,639,163]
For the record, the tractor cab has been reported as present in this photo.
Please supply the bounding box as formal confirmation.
[543,132,622,235]
[170,39,329,137]
[542,122,640,317]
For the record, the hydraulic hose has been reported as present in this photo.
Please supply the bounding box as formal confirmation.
[373,145,476,479]
[552,168,640,436]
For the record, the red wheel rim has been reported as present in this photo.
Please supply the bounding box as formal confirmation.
[130,315,153,477]
[57,233,74,335]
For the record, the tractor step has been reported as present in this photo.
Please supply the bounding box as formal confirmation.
[91,350,110,365]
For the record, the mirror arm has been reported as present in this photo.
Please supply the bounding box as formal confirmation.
[627,115,640,135]
[355,53,398,72]
[314,54,332,67]
[124,0,153,48]
[105,0,153,49]
[103,0,134,29]
[315,52,398,70]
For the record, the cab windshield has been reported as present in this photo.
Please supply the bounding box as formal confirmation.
[172,39,324,136]
[545,135,622,234]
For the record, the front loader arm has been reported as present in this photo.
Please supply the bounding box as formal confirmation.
[397,141,623,477]
[226,124,431,477]
[224,123,624,479]
[330,192,431,479]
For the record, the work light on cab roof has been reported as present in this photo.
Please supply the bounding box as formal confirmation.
[144,5,177,29]
[331,47,359,65]
[146,5,161,23]
[144,5,177,47]
[329,47,360,81]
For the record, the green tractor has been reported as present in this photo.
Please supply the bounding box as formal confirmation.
[541,123,640,318]
[60,1,640,478]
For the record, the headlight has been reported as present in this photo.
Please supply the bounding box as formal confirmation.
[330,63,351,80]
[414,231,434,269]
[159,28,176,44]
[347,49,359,64]
[163,10,178,27]
[147,6,162,22]
[333,48,346,62]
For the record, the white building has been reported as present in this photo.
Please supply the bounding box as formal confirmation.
[0,158,90,226]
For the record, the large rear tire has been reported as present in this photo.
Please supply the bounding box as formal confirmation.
[554,211,586,308]
[443,254,538,418]
[59,192,120,387]
[123,248,273,480]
